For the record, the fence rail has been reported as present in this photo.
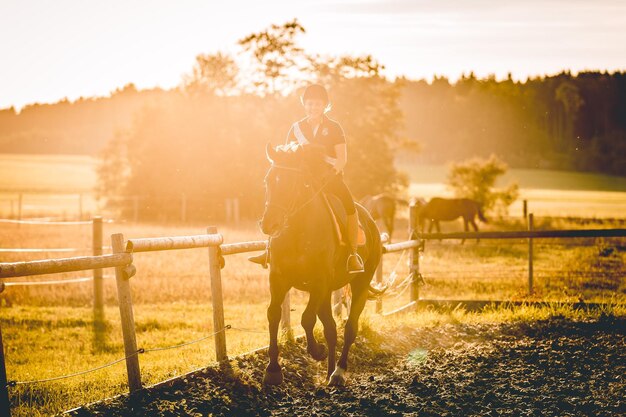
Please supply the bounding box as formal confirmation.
[418,228,626,240]
[125,234,223,253]
[0,253,132,278]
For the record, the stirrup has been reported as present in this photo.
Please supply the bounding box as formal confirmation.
[346,253,365,274]
[248,251,269,269]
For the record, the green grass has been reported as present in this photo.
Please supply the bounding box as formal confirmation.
[395,160,626,192]
[0,154,97,193]
[396,160,626,219]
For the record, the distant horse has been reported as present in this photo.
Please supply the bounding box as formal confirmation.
[261,144,382,386]
[416,197,487,243]
[360,194,408,242]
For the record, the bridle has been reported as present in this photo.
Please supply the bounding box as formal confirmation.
[263,163,333,233]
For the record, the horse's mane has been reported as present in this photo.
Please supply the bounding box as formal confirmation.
[272,142,327,173]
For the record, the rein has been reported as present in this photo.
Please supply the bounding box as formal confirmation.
[267,163,334,228]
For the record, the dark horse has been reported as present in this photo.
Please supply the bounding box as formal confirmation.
[360,194,408,242]
[415,197,487,243]
[260,144,382,386]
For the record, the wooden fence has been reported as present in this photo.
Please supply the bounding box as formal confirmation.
[0,217,107,318]
[1,205,625,416]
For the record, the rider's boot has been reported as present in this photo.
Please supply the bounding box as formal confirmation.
[346,213,365,274]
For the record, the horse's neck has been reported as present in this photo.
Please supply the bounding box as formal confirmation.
[283,195,333,243]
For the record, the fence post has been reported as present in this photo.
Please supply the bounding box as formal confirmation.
[332,289,342,318]
[111,233,142,392]
[528,213,534,294]
[375,259,383,314]
[225,199,232,223]
[181,194,187,223]
[523,199,528,220]
[17,194,22,221]
[207,226,228,362]
[132,197,139,223]
[0,284,11,417]
[281,290,291,333]
[92,217,104,323]
[233,198,240,225]
[409,201,420,306]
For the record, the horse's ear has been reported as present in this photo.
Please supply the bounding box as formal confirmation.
[266,143,277,163]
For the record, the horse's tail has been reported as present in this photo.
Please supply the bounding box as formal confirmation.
[477,205,488,223]
[367,283,388,300]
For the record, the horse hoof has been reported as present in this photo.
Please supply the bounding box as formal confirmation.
[328,367,346,386]
[263,370,283,385]
[308,343,328,361]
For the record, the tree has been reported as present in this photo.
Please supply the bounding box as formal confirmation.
[238,18,306,94]
[555,81,584,144]
[182,52,239,96]
[307,54,409,197]
[95,130,130,211]
[447,154,519,216]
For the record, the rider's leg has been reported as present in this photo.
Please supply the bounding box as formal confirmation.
[345,212,364,273]
[325,174,364,274]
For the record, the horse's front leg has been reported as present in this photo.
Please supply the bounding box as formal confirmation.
[317,293,337,381]
[330,281,368,386]
[302,290,327,361]
[264,279,288,385]
[461,218,469,244]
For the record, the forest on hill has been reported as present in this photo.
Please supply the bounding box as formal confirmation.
[2,71,624,178]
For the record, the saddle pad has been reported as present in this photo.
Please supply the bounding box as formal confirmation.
[323,194,366,246]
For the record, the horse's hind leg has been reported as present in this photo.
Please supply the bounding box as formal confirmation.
[317,294,337,381]
[302,291,327,361]
[330,280,369,386]
[385,217,394,242]
[264,281,288,385]
[469,218,479,243]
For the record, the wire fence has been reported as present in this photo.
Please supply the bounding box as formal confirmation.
[0,247,112,253]
[7,325,232,388]
[0,218,114,226]
[2,274,115,287]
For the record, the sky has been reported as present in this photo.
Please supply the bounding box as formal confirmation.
[1,0,625,110]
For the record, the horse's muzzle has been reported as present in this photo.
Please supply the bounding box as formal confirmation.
[260,216,281,237]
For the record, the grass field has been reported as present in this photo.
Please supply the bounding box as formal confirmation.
[0,154,99,219]
[1,154,625,416]
[396,160,626,219]
[2,154,626,220]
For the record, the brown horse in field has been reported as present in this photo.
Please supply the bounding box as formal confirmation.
[260,144,382,386]
[360,194,408,242]
[415,197,487,242]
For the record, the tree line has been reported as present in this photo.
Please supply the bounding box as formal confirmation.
[400,70,626,177]
[1,20,624,221]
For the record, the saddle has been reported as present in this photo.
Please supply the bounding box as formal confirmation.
[323,194,367,246]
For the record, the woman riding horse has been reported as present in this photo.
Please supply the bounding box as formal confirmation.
[260,143,382,386]
[250,84,364,273]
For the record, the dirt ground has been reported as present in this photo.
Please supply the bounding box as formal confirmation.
[67,314,626,417]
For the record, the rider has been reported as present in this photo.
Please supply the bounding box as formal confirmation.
[249,83,365,274]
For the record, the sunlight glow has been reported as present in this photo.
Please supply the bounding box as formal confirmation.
[1,0,625,109]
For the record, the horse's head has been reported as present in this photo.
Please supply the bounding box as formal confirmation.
[260,142,316,237]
